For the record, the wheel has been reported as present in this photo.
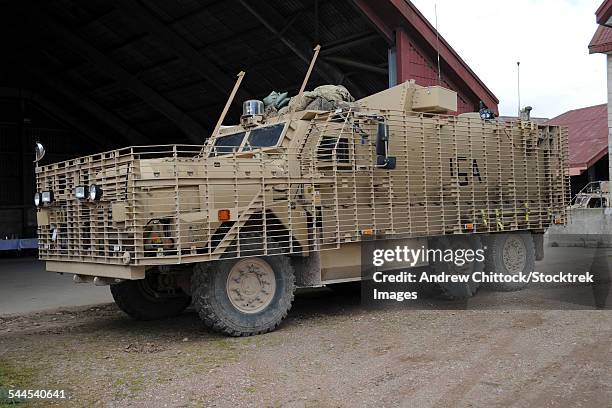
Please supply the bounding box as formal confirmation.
[110,271,191,320]
[484,232,535,291]
[426,235,484,299]
[192,255,295,336]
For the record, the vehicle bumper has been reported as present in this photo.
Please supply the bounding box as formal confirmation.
[46,261,146,280]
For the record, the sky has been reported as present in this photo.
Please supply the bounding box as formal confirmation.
[410,0,607,119]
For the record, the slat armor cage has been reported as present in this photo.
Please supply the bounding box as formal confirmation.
[35,108,569,267]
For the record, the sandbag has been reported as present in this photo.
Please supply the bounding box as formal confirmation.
[265,85,355,117]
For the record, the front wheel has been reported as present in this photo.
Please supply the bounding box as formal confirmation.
[192,256,295,336]
[110,272,191,320]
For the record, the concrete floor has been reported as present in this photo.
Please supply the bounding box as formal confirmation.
[0,246,610,316]
[0,257,111,315]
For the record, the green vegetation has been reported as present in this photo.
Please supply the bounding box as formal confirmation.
[0,360,36,407]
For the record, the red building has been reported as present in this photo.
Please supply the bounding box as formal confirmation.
[355,0,499,115]
[588,0,612,194]
[546,105,609,195]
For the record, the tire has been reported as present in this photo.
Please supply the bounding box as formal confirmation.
[426,235,484,300]
[484,232,535,291]
[192,255,295,336]
[110,273,191,321]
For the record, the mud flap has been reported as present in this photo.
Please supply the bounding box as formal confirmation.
[291,252,322,287]
[533,232,544,261]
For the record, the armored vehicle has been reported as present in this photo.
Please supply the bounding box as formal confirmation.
[571,181,610,209]
[33,75,569,336]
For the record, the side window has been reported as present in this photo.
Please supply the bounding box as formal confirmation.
[317,136,350,163]
[210,132,245,156]
[244,123,285,151]
[588,197,603,208]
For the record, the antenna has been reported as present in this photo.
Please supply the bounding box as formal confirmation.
[435,3,441,85]
[211,71,245,139]
[292,44,321,113]
[517,61,521,116]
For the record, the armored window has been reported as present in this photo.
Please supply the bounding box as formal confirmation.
[243,123,285,151]
[317,136,350,163]
[210,132,246,156]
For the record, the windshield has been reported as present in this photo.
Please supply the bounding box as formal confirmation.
[209,123,285,156]
[574,195,588,206]
[243,123,285,151]
[211,132,246,156]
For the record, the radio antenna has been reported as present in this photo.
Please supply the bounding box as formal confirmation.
[292,44,321,113]
[517,61,521,116]
[435,3,441,85]
[211,71,245,140]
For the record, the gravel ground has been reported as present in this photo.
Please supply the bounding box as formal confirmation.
[1,284,612,408]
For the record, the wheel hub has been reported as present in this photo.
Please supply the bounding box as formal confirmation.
[502,236,527,274]
[226,259,276,313]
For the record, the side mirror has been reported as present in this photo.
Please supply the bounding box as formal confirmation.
[375,121,396,170]
[34,142,46,164]
[376,155,396,169]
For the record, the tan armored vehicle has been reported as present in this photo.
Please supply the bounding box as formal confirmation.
[571,181,610,209]
[33,62,569,335]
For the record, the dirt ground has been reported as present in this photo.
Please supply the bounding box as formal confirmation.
[1,284,612,408]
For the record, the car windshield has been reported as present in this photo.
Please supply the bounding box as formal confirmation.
[243,123,285,151]
[211,132,246,156]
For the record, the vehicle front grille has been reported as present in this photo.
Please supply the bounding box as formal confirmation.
[37,148,137,265]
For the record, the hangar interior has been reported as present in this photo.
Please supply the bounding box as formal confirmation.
[0,0,498,243]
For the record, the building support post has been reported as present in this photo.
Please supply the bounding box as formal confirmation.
[388,46,397,88]
[608,54,612,212]
[394,27,412,85]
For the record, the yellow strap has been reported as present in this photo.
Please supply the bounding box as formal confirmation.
[480,209,489,227]
[495,209,504,231]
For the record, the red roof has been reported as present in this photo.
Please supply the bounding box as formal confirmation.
[353,0,499,112]
[546,104,608,175]
[596,0,612,25]
[589,25,612,53]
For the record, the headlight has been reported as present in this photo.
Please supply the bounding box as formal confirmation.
[89,184,102,201]
[34,192,42,207]
[75,185,88,199]
[41,191,54,204]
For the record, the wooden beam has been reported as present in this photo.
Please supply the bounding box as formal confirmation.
[109,0,251,106]
[238,0,367,97]
[24,60,151,145]
[0,88,106,149]
[320,32,382,55]
[28,6,207,143]
[323,56,387,75]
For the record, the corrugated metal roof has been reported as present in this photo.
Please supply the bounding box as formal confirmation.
[589,25,612,53]
[546,104,608,174]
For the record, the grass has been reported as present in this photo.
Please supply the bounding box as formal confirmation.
[0,360,36,407]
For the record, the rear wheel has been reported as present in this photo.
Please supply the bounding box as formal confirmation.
[484,233,535,291]
[192,255,295,336]
[110,270,191,320]
[426,235,484,299]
